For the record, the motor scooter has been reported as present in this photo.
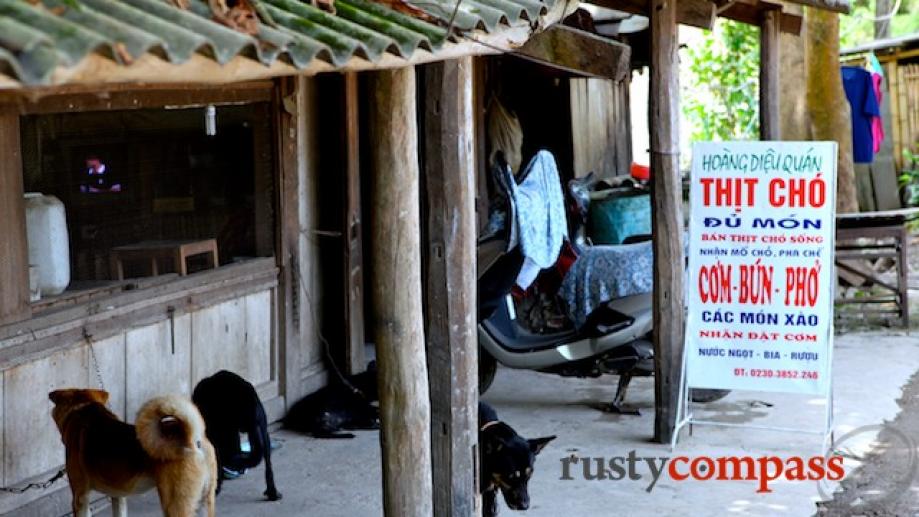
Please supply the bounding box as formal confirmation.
[477,163,727,411]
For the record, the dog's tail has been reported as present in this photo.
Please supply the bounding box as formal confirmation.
[135,395,208,461]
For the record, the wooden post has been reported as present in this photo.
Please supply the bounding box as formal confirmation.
[0,113,30,326]
[343,72,366,375]
[277,77,304,410]
[649,0,683,444]
[369,67,434,517]
[760,9,781,140]
[422,58,479,517]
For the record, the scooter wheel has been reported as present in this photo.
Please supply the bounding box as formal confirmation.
[479,348,497,394]
[691,389,731,403]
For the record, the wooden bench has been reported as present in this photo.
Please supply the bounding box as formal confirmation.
[110,239,219,280]
[835,209,918,327]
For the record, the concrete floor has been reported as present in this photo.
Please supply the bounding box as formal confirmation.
[111,329,919,517]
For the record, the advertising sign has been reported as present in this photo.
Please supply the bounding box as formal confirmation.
[685,142,837,395]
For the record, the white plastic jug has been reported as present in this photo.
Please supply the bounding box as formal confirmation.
[24,193,70,296]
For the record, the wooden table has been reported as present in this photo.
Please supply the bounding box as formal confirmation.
[835,208,919,327]
[110,239,219,280]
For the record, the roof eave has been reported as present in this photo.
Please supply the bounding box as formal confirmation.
[0,0,577,91]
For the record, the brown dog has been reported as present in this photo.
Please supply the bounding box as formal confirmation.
[49,389,217,517]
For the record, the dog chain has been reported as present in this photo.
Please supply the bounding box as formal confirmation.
[0,470,65,493]
[0,331,103,493]
[83,328,105,391]
[0,331,108,494]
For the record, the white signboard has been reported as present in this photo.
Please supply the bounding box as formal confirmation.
[685,142,837,395]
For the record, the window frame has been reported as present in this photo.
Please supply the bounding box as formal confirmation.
[0,81,283,365]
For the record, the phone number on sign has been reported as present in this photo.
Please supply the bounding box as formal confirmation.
[733,368,819,379]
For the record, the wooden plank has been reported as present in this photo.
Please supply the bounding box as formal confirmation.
[191,297,248,383]
[244,290,274,385]
[614,78,633,174]
[276,77,304,411]
[649,0,684,444]
[4,346,86,485]
[0,114,30,326]
[759,8,781,140]
[1,82,273,115]
[342,72,366,375]
[887,61,902,170]
[718,2,803,35]
[586,0,716,30]
[125,316,192,417]
[782,0,849,13]
[369,66,433,517]
[514,25,631,81]
[422,57,479,517]
[473,58,490,232]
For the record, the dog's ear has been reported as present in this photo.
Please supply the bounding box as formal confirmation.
[528,436,556,455]
[366,360,377,373]
[48,390,68,404]
[86,389,110,405]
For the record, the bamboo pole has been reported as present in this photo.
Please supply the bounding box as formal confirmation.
[369,66,434,517]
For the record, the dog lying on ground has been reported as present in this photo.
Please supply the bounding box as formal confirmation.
[192,370,281,501]
[49,389,217,517]
[283,362,380,438]
[479,402,555,517]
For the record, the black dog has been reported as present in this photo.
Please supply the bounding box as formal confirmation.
[479,402,555,517]
[192,370,281,501]
[283,362,379,438]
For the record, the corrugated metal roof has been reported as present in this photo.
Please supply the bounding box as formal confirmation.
[0,0,556,85]
[841,32,919,56]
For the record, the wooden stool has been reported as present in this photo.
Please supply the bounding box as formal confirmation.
[110,239,219,280]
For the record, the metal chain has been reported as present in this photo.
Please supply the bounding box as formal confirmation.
[0,470,65,493]
[0,330,103,494]
[83,328,105,391]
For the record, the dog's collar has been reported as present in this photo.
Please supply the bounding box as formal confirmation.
[480,420,500,432]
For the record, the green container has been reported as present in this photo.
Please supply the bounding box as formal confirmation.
[588,191,651,245]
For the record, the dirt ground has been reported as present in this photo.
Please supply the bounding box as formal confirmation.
[816,369,919,516]
[816,233,919,516]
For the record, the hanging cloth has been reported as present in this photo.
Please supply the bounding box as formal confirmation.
[841,66,881,164]
[871,72,885,154]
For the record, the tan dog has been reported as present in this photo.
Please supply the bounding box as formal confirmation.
[49,389,217,517]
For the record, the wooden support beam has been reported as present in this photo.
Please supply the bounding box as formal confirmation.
[0,113,30,326]
[422,57,479,517]
[759,9,781,140]
[343,72,366,375]
[586,0,716,30]
[277,77,304,410]
[369,67,434,517]
[784,0,849,14]
[514,25,632,81]
[649,0,683,444]
[718,1,802,35]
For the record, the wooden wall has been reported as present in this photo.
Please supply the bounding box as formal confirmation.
[0,114,30,326]
[0,285,278,514]
[0,77,329,515]
[569,77,632,178]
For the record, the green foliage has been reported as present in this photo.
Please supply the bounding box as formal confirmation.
[840,0,919,48]
[900,149,919,206]
[683,20,760,144]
